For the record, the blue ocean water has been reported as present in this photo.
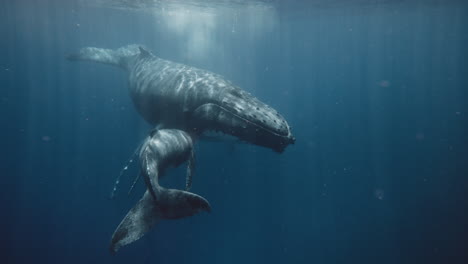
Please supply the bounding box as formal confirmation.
[1,0,467,263]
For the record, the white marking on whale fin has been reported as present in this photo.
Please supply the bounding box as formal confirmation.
[139,46,152,58]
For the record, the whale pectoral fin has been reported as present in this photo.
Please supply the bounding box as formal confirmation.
[110,191,159,254]
[185,150,195,191]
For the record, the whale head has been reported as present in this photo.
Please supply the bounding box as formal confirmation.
[192,87,295,153]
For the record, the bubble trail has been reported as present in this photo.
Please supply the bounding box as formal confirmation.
[110,142,144,199]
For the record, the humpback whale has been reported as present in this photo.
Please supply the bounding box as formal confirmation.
[110,129,210,253]
[68,45,295,152]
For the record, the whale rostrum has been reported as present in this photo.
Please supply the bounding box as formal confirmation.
[68,45,295,152]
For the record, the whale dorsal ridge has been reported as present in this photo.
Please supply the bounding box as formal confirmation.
[139,46,152,58]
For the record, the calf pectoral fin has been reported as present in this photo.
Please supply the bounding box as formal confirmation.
[110,191,158,254]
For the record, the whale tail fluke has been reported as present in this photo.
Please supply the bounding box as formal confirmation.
[110,189,210,253]
[110,191,158,254]
[156,187,211,219]
[67,44,144,70]
[67,47,123,68]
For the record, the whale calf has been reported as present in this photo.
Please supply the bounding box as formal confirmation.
[68,45,295,152]
[110,129,210,253]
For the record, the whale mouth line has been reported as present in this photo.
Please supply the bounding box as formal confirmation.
[213,103,292,139]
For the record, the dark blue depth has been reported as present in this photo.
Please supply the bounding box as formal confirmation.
[1,1,467,263]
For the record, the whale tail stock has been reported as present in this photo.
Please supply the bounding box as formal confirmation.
[67,47,124,68]
[67,44,147,69]
[109,189,210,253]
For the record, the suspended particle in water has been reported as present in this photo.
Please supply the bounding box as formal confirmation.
[378,80,391,87]
[42,136,51,142]
[374,188,385,200]
[416,132,425,141]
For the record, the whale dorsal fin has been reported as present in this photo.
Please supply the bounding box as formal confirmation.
[149,128,159,137]
[139,46,152,58]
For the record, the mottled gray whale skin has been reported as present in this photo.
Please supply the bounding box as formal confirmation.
[110,129,210,254]
[68,45,295,152]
